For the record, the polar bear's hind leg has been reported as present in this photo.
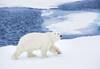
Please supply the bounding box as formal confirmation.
[12,50,23,60]
[27,51,35,58]
[11,46,24,60]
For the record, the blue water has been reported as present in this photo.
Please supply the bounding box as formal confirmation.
[0,7,44,46]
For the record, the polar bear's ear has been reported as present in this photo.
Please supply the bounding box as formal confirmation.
[54,32,63,37]
[53,32,59,35]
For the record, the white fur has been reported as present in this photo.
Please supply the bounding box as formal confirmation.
[12,32,61,59]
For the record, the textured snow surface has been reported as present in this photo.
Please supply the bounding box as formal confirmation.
[0,35,100,69]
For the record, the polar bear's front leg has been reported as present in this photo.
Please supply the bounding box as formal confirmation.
[50,46,61,55]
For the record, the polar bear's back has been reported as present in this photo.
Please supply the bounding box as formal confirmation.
[17,32,51,50]
[21,32,48,40]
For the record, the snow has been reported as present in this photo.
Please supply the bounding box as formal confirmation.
[0,35,100,69]
[47,11,99,34]
[0,0,81,9]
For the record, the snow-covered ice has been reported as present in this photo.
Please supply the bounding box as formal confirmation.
[0,0,81,9]
[0,35,100,69]
[46,11,99,34]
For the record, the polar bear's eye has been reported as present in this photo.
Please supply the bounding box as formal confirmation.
[60,35,63,37]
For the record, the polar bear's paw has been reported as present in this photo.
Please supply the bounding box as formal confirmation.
[27,54,36,58]
[27,52,36,58]
[11,54,19,60]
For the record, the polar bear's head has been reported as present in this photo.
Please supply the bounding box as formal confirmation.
[47,32,61,42]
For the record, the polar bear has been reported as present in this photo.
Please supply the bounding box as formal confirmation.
[12,32,61,60]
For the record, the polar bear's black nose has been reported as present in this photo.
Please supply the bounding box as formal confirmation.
[60,35,63,37]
